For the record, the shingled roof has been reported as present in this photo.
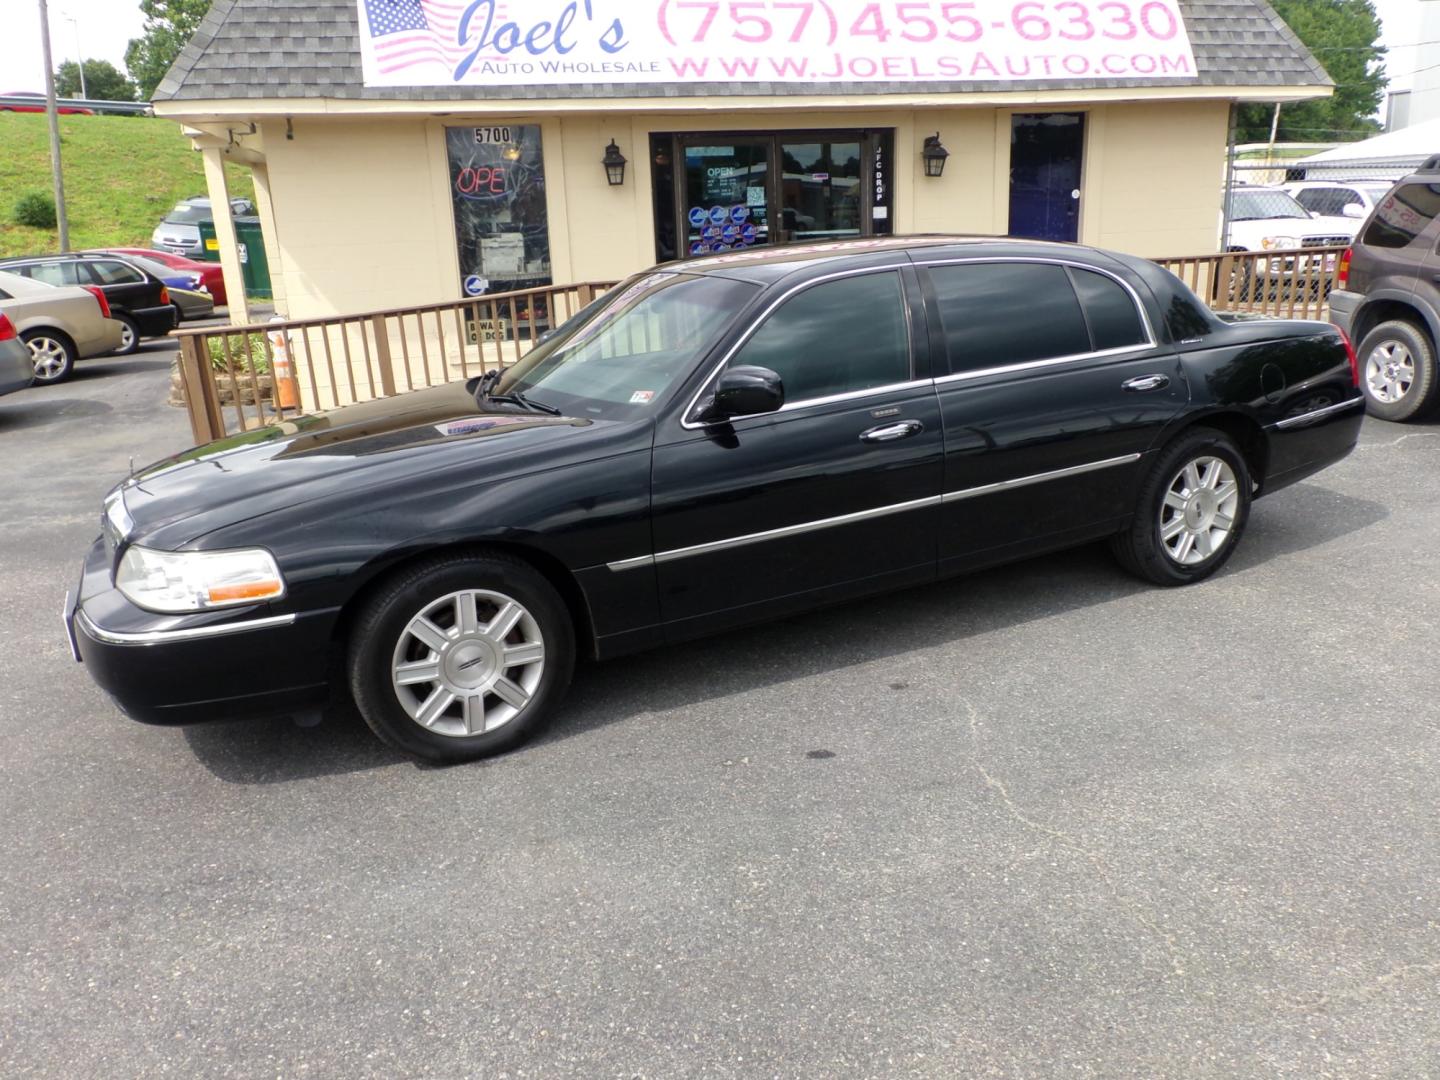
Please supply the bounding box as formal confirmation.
[154,0,1330,103]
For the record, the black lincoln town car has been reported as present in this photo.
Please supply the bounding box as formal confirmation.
[67,237,1365,762]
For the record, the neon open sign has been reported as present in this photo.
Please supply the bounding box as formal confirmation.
[456,165,511,199]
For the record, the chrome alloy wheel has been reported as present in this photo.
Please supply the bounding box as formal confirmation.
[1159,456,1240,566]
[1365,340,1414,404]
[390,589,546,738]
[118,321,136,352]
[28,336,68,381]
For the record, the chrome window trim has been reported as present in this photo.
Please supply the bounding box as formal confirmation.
[941,453,1141,503]
[1272,397,1365,429]
[606,494,942,571]
[916,256,1159,381]
[75,608,296,646]
[680,265,919,431]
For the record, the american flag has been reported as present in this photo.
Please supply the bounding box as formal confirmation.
[363,0,493,76]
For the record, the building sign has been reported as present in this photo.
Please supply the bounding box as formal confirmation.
[445,124,551,298]
[359,1,1196,87]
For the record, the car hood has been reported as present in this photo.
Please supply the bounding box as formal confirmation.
[115,382,631,550]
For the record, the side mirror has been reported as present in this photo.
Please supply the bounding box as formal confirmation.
[1342,202,1366,219]
[698,365,784,422]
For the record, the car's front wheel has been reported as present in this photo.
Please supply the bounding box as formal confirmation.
[1111,428,1252,586]
[348,551,575,763]
[1357,319,1438,422]
[22,329,76,383]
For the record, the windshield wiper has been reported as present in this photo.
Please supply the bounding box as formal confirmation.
[486,389,562,416]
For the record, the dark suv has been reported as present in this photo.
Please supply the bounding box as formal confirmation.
[0,253,176,355]
[1328,156,1440,422]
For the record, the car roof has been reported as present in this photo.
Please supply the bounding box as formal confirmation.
[669,234,1126,285]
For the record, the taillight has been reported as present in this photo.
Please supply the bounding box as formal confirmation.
[84,285,111,319]
[1338,327,1360,388]
[159,286,170,305]
[0,313,15,342]
[1337,247,1351,290]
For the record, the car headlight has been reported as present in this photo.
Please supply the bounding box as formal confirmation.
[1261,235,1300,250]
[116,545,286,613]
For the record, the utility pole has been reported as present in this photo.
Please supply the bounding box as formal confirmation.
[37,0,70,251]
[67,16,88,100]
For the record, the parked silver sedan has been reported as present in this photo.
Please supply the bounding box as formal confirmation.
[0,269,124,383]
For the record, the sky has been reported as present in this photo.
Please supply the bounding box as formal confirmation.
[0,0,1428,102]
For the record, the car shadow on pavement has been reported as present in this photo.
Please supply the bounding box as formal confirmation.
[180,483,1388,785]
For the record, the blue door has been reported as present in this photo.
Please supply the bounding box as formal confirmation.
[1009,113,1084,242]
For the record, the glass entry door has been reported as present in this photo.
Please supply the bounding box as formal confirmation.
[682,139,772,257]
[670,131,884,259]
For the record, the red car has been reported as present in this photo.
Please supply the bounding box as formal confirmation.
[102,248,227,306]
[2,92,93,115]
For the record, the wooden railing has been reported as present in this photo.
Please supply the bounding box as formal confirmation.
[174,280,616,444]
[1152,245,1347,322]
[173,246,1350,444]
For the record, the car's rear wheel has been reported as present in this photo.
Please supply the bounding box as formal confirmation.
[113,314,140,355]
[1111,428,1252,586]
[1358,319,1438,422]
[347,551,575,763]
[21,329,76,384]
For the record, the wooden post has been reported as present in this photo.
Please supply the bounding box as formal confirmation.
[372,315,397,398]
[176,334,224,444]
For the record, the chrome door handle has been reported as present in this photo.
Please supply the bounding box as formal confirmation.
[1121,374,1170,392]
[860,419,924,443]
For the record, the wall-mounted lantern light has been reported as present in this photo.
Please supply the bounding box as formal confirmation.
[603,139,627,186]
[921,133,949,178]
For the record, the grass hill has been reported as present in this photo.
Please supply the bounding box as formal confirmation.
[0,112,255,258]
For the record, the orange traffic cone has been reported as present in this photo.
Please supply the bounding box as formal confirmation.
[267,317,300,410]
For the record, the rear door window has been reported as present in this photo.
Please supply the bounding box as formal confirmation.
[927,263,1091,374]
[84,260,147,286]
[25,262,80,286]
[727,271,911,403]
[1362,184,1440,249]
[1070,268,1148,351]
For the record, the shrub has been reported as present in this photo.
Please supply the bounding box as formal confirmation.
[206,333,272,374]
[13,192,57,229]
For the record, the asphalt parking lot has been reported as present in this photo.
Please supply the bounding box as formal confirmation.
[2,346,1438,1078]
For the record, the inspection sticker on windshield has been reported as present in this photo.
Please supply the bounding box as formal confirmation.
[629,390,656,405]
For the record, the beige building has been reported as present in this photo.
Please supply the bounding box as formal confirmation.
[154,0,1330,327]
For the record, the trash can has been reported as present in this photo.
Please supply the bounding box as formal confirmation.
[197,220,222,263]
[234,217,273,301]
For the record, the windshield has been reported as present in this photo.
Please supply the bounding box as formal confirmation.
[1359,185,1392,203]
[1228,190,1310,221]
[108,254,172,279]
[494,272,758,419]
[165,202,210,224]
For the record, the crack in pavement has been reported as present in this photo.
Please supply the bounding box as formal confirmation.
[963,700,1188,979]
[1279,961,1440,1013]
[1355,431,1440,451]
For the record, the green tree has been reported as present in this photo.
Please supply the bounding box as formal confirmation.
[1236,0,1386,144]
[125,0,213,101]
[54,59,138,102]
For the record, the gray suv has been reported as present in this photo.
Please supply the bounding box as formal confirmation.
[1328,157,1440,422]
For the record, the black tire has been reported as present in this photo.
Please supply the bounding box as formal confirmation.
[113,313,141,355]
[21,328,76,384]
[1111,428,1252,586]
[1356,319,1438,423]
[347,550,575,763]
